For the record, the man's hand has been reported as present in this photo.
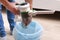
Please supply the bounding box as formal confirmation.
[0,0,20,15]
[25,0,32,9]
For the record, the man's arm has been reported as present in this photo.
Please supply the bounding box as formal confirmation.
[25,0,32,9]
[0,0,19,15]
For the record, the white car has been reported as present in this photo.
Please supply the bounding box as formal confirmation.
[15,0,60,14]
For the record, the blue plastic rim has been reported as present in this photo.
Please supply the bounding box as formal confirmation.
[13,22,43,40]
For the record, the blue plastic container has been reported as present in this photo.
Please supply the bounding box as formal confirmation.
[13,21,43,40]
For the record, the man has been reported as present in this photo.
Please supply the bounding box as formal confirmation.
[0,0,32,40]
[6,0,16,35]
[7,0,32,35]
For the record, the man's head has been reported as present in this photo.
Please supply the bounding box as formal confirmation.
[21,12,32,26]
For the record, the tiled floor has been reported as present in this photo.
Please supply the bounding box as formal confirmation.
[2,12,60,40]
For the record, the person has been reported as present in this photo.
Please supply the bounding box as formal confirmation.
[0,0,19,40]
[7,0,32,35]
[6,0,16,35]
[0,0,32,40]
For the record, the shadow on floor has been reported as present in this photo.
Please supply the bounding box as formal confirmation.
[33,11,60,21]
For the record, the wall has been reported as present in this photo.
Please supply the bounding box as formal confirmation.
[15,0,60,11]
